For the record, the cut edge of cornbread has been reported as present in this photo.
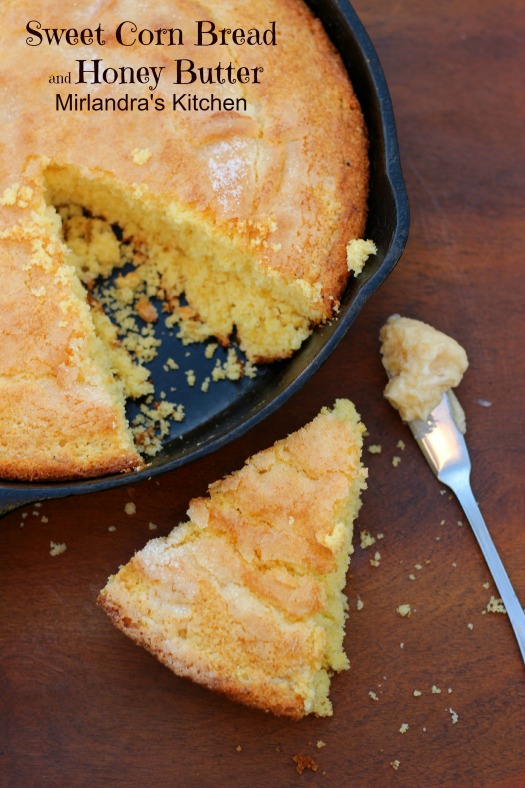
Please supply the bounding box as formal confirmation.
[98,398,368,718]
[46,163,330,364]
[0,204,143,480]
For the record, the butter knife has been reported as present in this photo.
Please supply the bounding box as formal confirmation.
[408,390,525,664]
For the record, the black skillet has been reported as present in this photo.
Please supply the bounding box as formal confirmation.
[0,0,409,516]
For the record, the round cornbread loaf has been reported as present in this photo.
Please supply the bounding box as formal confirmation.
[0,0,369,480]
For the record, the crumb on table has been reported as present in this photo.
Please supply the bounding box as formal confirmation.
[293,754,318,774]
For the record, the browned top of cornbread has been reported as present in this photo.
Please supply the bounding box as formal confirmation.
[98,400,368,718]
[2,0,367,293]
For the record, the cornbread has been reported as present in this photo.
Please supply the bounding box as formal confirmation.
[98,399,368,718]
[0,0,369,480]
[380,315,469,423]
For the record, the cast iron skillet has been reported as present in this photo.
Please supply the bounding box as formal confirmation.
[0,0,409,516]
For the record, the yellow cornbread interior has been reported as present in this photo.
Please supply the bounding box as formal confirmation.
[38,207,135,422]
[98,399,368,718]
[45,164,323,365]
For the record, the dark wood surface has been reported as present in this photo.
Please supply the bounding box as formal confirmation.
[1,1,524,785]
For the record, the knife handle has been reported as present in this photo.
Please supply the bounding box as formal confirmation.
[451,479,525,665]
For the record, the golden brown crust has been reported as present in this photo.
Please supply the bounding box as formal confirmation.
[2,0,368,298]
[98,594,308,719]
[0,220,143,480]
[98,400,368,718]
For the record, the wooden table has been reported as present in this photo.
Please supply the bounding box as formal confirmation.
[1,1,524,785]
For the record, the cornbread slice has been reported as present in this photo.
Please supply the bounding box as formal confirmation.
[98,399,368,718]
[0,213,142,480]
[380,315,469,423]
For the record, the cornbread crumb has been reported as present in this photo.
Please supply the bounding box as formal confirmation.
[399,723,409,734]
[449,708,459,724]
[316,741,327,749]
[392,455,401,467]
[413,690,422,697]
[41,515,49,523]
[210,347,251,382]
[50,541,67,556]
[431,685,441,694]
[293,754,318,774]
[346,238,377,275]
[367,444,382,454]
[185,369,196,387]
[135,296,158,323]
[485,596,506,614]
[370,551,381,568]
[204,342,218,359]
[1,183,19,205]
[397,439,406,450]
[391,760,401,771]
[124,502,136,515]
[369,691,379,702]
[108,525,116,532]
[357,597,364,611]
[397,604,412,617]
[132,148,152,165]
[467,622,474,630]
[482,582,490,589]
[408,574,416,581]
[360,530,376,549]
[246,356,261,380]
[148,522,158,531]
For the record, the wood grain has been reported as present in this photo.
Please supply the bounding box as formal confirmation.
[1,1,524,785]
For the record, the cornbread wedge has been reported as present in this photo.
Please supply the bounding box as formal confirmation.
[98,399,368,718]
